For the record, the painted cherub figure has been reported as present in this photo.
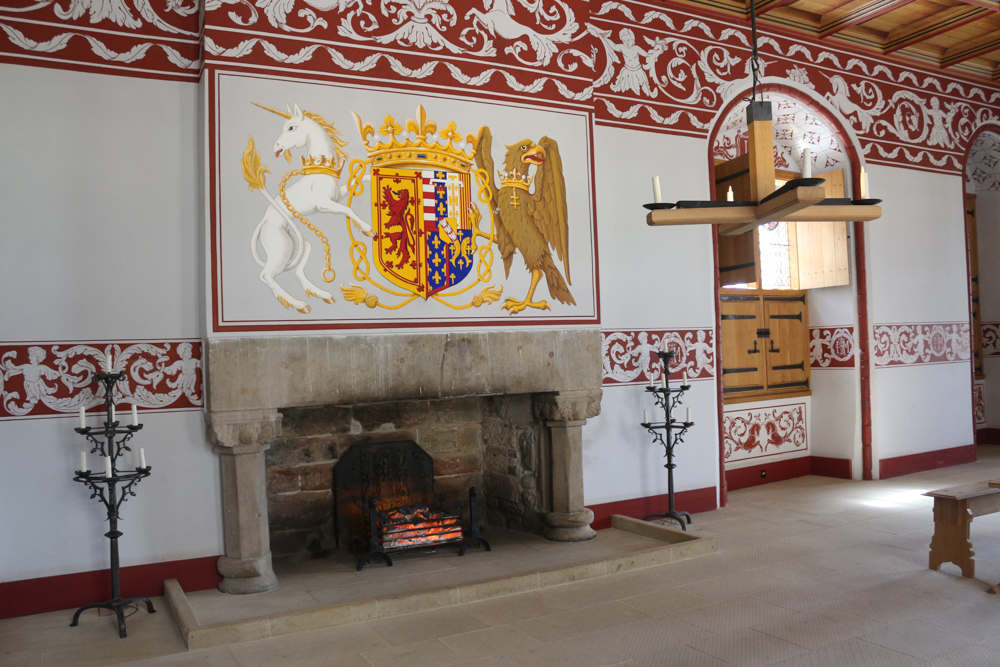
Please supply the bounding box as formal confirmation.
[3,346,60,411]
[611,28,656,98]
[163,342,202,403]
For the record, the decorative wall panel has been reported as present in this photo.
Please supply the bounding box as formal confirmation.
[0,340,203,420]
[974,382,985,426]
[872,323,971,367]
[0,0,200,79]
[810,326,855,368]
[968,132,1000,192]
[601,329,714,386]
[983,322,1000,356]
[723,402,807,463]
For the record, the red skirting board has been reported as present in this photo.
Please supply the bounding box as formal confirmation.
[879,444,977,479]
[588,486,718,530]
[0,555,222,620]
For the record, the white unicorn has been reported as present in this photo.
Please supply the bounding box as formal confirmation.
[249,103,374,314]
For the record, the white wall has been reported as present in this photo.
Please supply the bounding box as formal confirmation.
[865,165,974,465]
[583,126,720,505]
[0,64,222,581]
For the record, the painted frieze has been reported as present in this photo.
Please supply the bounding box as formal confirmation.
[810,327,855,368]
[983,323,1000,355]
[0,340,202,420]
[601,329,714,386]
[723,402,807,463]
[974,382,985,426]
[968,131,1000,192]
[872,322,971,367]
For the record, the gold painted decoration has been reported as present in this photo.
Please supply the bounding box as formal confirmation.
[342,106,501,311]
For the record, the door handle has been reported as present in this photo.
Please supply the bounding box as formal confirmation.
[748,340,760,355]
[769,340,780,354]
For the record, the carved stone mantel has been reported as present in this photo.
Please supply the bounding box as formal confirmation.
[204,329,603,594]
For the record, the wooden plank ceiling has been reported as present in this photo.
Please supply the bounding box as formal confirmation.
[677,0,1000,81]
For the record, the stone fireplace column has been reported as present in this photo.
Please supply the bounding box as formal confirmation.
[533,389,603,542]
[206,409,282,594]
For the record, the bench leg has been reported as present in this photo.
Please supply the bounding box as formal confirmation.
[929,499,975,578]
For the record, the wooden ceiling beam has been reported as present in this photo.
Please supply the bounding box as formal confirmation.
[818,0,917,38]
[959,0,999,10]
[993,62,1000,80]
[883,6,991,54]
[748,0,796,18]
[941,31,1000,67]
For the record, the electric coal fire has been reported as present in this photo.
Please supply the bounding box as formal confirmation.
[332,440,490,571]
[70,368,154,638]
[358,486,490,571]
[641,348,695,530]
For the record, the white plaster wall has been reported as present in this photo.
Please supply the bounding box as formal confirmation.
[809,370,859,467]
[863,165,972,466]
[0,64,222,582]
[865,166,969,324]
[583,126,720,504]
[872,363,973,461]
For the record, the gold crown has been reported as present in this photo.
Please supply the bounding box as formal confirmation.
[301,154,344,178]
[353,106,479,171]
[498,169,533,191]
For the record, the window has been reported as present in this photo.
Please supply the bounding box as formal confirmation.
[714,159,851,403]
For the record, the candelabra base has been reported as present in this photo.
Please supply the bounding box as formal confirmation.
[643,510,692,531]
[70,597,156,639]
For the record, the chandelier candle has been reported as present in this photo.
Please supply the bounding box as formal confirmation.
[641,349,695,530]
[802,143,811,178]
[652,176,662,203]
[70,366,154,638]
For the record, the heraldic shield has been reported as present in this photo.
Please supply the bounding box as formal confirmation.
[373,167,475,298]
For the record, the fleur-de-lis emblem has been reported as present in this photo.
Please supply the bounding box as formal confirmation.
[405,106,436,139]
[379,115,402,138]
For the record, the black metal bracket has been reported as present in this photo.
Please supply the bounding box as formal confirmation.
[357,497,393,571]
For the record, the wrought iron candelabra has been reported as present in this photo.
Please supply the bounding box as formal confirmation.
[641,349,695,530]
[71,370,154,638]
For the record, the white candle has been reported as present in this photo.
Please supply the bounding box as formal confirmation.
[661,375,667,389]
[111,405,116,424]
[682,371,688,386]
[140,448,146,469]
[686,407,692,423]
[131,404,138,426]
[79,405,86,429]
[726,186,734,202]
[801,143,811,178]
[648,373,654,388]
[80,451,87,472]
[652,176,662,203]
[104,456,113,478]
[861,167,869,199]
[105,354,113,373]
[661,337,668,353]
[643,409,649,424]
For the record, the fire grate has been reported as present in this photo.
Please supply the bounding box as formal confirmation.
[358,487,490,571]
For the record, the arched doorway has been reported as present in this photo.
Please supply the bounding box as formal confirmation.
[706,85,872,503]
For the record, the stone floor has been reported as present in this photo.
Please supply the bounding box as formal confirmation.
[7,447,1000,666]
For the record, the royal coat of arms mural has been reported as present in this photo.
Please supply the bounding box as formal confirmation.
[217,75,595,331]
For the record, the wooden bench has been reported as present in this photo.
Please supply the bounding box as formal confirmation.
[924,482,1000,579]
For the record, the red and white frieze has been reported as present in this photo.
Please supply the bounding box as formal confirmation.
[810,326,855,368]
[723,402,807,463]
[0,0,201,79]
[974,382,985,426]
[602,329,714,386]
[983,323,1000,356]
[872,322,970,367]
[0,340,203,420]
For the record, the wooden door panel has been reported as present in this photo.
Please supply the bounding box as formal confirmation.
[720,292,766,397]
[716,155,756,286]
[764,293,810,392]
[794,169,850,289]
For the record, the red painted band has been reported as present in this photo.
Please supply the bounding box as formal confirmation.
[879,444,977,479]
[726,456,811,491]
[588,486,718,530]
[978,428,1000,445]
[810,456,852,479]
[0,555,221,620]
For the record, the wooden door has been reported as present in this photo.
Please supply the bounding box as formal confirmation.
[764,293,810,392]
[720,291,767,398]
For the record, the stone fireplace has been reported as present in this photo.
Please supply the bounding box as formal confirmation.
[204,329,603,594]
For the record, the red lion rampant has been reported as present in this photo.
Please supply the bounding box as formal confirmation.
[381,185,416,270]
